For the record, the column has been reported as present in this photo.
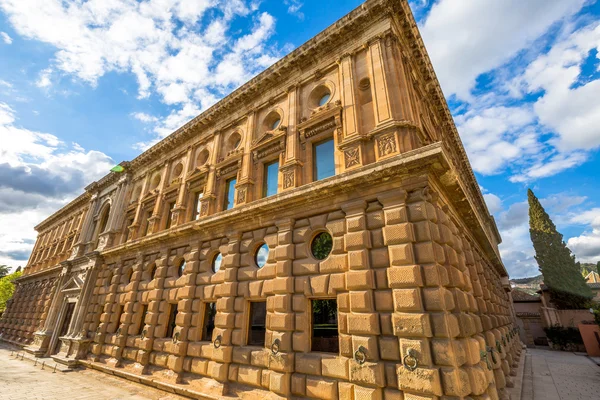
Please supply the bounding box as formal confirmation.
[148,162,170,234]
[366,36,393,126]
[173,146,194,226]
[281,87,302,191]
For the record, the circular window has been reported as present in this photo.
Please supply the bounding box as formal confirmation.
[178,260,186,277]
[172,163,183,179]
[311,232,333,260]
[310,85,333,108]
[264,111,282,131]
[150,174,161,190]
[255,243,269,268]
[359,78,371,91]
[271,118,281,130]
[197,149,209,166]
[228,132,242,151]
[319,93,331,107]
[212,253,223,273]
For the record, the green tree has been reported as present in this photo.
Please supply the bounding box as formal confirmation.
[0,270,22,313]
[0,265,10,279]
[528,189,592,309]
[597,261,600,276]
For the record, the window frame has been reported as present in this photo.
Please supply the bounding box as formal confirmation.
[201,302,217,342]
[246,301,267,347]
[310,298,339,354]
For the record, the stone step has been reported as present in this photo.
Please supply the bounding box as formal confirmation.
[5,350,74,372]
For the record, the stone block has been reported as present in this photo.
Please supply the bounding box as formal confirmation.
[414,242,435,264]
[320,254,348,273]
[350,360,385,387]
[422,287,454,311]
[269,371,290,396]
[269,313,294,331]
[370,247,390,268]
[348,249,370,270]
[306,376,338,400]
[392,313,432,337]
[393,288,423,312]
[400,338,432,367]
[440,367,471,396]
[237,365,262,387]
[379,337,401,361]
[430,313,460,338]
[383,388,404,400]
[338,382,354,400]
[321,355,349,379]
[346,270,375,290]
[354,386,383,400]
[295,353,322,375]
[291,373,306,396]
[350,290,374,312]
[388,265,423,288]
[388,244,415,266]
[348,313,380,335]
[383,224,415,245]
[374,290,394,311]
[396,365,442,396]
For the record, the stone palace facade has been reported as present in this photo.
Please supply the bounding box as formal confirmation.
[0,1,522,399]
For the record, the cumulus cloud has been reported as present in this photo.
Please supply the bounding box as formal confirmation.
[0,0,283,147]
[0,31,11,44]
[35,68,52,88]
[284,1,304,20]
[0,101,114,267]
[489,192,591,278]
[568,208,600,262]
[420,0,588,100]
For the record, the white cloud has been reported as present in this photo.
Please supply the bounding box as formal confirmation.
[0,101,114,267]
[568,208,600,262]
[420,0,588,100]
[35,68,52,88]
[0,0,282,147]
[132,112,158,123]
[488,192,590,278]
[0,31,11,44]
[513,22,600,152]
[284,1,304,19]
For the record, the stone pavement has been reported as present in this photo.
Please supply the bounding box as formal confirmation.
[0,346,188,400]
[522,347,600,400]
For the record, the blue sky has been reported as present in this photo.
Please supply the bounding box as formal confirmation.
[0,0,599,278]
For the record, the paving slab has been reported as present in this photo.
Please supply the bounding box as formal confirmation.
[0,346,188,400]
[522,348,600,400]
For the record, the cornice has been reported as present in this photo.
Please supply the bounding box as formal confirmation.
[34,192,91,232]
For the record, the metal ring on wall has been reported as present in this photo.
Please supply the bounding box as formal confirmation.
[496,340,502,353]
[354,346,367,365]
[487,346,497,364]
[480,350,492,371]
[214,335,222,349]
[116,327,122,336]
[172,331,180,344]
[141,329,147,340]
[403,348,418,371]
[271,339,280,355]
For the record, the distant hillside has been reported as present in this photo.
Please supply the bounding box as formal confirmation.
[511,275,543,285]
[510,274,543,295]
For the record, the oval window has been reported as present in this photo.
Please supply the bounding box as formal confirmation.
[271,118,281,130]
[311,232,333,260]
[212,253,223,273]
[255,243,269,268]
[197,149,210,166]
[318,93,331,107]
[178,260,186,277]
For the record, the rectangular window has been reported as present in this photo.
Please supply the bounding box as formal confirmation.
[165,304,178,338]
[138,304,148,335]
[263,161,279,198]
[193,191,204,220]
[224,178,236,210]
[165,202,176,229]
[311,299,339,353]
[247,301,266,346]
[313,138,335,181]
[142,211,152,237]
[201,302,217,341]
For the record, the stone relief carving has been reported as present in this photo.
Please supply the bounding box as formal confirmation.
[344,147,360,168]
[237,188,247,204]
[283,171,295,189]
[377,133,397,157]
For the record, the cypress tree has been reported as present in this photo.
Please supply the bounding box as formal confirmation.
[528,189,592,308]
[597,261,600,276]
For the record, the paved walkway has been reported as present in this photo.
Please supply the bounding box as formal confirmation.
[522,348,600,400]
[0,346,187,400]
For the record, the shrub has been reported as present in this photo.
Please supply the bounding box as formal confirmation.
[543,324,584,351]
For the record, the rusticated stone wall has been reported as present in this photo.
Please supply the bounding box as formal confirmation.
[0,275,58,346]
[81,183,521,400]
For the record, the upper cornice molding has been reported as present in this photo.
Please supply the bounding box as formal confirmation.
[35,192,91,232]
